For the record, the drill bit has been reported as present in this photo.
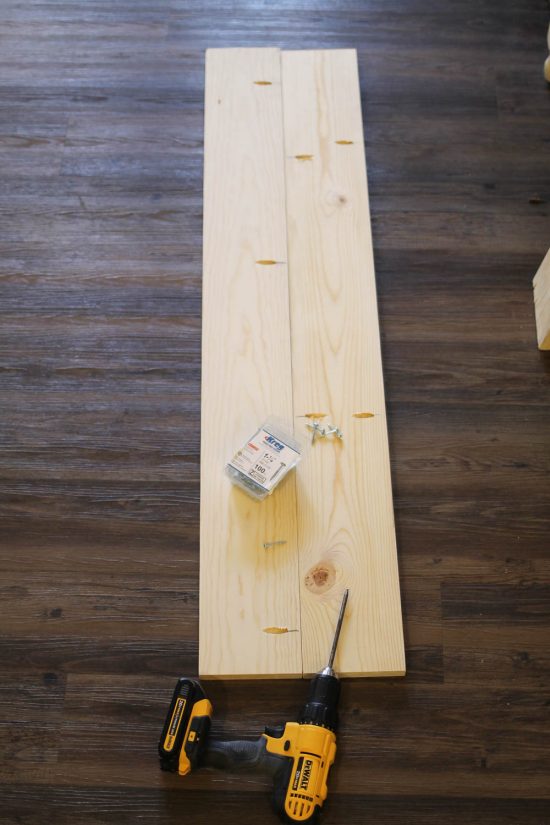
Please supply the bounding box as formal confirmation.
[322,589,349,677]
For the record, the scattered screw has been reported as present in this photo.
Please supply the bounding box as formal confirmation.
[263,627,299,634]
[263,540,287,549]
[308,420,325,444]
[307,421,343,442]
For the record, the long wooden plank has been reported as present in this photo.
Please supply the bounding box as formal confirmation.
[282,49,406,677]
[199,48,301,678]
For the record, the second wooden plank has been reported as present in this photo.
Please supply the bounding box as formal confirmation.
[282,49,405,677]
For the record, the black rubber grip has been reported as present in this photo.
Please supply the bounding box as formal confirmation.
[202,737,284,775]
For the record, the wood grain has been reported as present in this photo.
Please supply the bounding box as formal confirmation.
[0,1,549,823]
[533,247,550,349]
[282,49,405,677]
[200,48,301,678]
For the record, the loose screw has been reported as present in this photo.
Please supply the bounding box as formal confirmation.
[307,420,325,444]
[307,421,343,442]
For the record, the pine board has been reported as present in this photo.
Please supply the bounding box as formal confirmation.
[533,248,550,350]
[200,48,405,679]
[282,49,405,677]
[199,48,301,678]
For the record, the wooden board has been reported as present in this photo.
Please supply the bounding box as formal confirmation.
[533,248,550,350]
[200,47,405,679]
[282,50,406,677]
[199,48,301,678]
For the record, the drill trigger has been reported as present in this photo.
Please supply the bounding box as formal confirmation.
[264,724,286,739]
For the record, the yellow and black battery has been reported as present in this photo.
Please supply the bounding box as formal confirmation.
[158,677,213,775]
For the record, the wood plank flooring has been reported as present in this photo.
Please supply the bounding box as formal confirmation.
[0,2,549,824]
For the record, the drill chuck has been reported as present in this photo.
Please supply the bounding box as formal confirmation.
[298,672,341,731]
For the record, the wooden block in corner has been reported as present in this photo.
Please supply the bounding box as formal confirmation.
[533,248,550,350]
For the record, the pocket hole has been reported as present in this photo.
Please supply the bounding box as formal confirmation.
[263,627,298,634]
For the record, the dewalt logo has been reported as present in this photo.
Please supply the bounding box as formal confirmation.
[299,758,313,791]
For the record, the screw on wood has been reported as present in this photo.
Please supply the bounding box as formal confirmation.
[263,540,287,549]
[307,420,343,442]
[262,627,299,634]
[307,420,325,444]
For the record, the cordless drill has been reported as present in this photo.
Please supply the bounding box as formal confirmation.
[158,590,349,823]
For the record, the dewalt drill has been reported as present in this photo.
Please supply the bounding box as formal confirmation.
[159,590,349,823]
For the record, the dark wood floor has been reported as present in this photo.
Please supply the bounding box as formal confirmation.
[1,2,550,823]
